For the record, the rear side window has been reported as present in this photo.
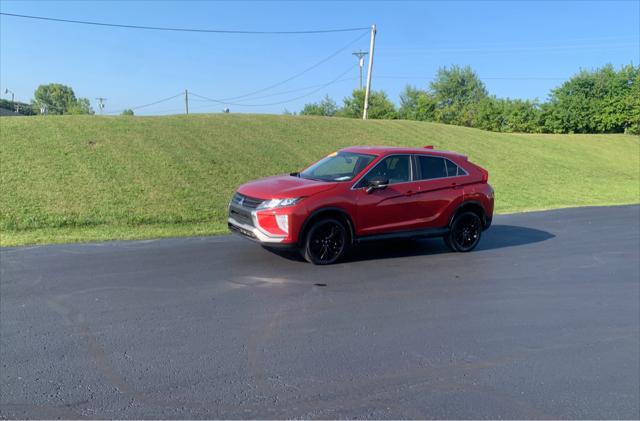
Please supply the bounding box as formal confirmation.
[417,155,467,179]
[445,159,465,177]
[417,156,447,179]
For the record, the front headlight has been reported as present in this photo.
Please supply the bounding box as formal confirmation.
[257,197,302,210]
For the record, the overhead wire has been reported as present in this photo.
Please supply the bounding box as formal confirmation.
[376,75,568,81]
[101,71,356,115]
[104,92,183,114]
[0,12,369,34]
[191,77,357,103]
[380,42,638,55]
[216,30,368,102]
[1,12,371,114]
[190,63,358,107]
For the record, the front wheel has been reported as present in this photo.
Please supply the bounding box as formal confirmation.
[303,218,347,265]
[445,211,482,252]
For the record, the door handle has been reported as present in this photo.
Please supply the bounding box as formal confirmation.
[405,190,415,196]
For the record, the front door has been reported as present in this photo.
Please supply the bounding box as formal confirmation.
[354,155,423,235]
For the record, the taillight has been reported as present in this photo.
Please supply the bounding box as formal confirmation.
[480,168,489,182]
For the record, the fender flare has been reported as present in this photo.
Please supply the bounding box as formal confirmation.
[298,206,356,246]
[448,200,489,229]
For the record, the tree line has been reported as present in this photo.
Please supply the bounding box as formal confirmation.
[298,64,640,135]
[0,83,139,116]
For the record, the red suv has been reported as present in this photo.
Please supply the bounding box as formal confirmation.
[228,146,494,264]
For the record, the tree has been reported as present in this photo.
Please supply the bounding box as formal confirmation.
[474,97,507,132]
[121,109,135,116]
[32,83,94,115]
[503,99,542,133]
[33,83,77,114]
[623,66,640,135]
[339,89,397,119]
[398,85,436,121]
[542,64,639,133]
[300,95,338,117]
[430,65,488,126]
[66,98,94,115]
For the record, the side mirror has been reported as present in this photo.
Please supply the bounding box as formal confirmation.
[365,176,389,193]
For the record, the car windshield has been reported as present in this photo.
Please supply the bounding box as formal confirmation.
[299,152,376,182]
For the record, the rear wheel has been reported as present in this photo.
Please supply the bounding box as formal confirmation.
[303,218,347,265]
[445,211,482,252]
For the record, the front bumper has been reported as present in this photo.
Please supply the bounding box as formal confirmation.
[228,197,291,243]
[227,216,287,243]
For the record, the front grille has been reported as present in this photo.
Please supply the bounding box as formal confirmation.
[229,205,254,227]
[229,192,264,228]
[229,222,258,240]
[231,192,263,210]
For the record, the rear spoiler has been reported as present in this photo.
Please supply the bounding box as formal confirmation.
[425,145,469,161]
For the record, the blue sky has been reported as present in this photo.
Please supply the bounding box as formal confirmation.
[1,0,638,115]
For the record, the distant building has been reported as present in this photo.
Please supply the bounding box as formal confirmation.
[0,108,22,117]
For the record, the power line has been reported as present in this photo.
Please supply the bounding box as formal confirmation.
[376,75,568,80]
[190,77,356,103]
[190,64,357,107]
[380,43,638,55]
[127,92,183,110]
[100,31,365,114]
[102,69,354,115]
[105,92,183,114]
[0,12,369,34]
[217,30,368,102]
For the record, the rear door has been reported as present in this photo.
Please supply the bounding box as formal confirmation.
[354,155,423,235]
[412,154,468,228]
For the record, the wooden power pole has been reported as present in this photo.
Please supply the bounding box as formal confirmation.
[362,24,377,120]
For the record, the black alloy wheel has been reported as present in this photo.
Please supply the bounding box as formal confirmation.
[446,211,482,252]
[303,218,347,265]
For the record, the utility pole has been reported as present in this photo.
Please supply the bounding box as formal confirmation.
[184,89,189,115]
[95,97,107,115]
[362,24,377,120]
[352,50,368,90]
[4,88,14,103]
[4,88,17,113]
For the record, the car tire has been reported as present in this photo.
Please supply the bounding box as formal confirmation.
[445,211,482,252]
[303,218,348,265]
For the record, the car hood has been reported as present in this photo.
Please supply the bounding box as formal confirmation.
[237,175,338,199]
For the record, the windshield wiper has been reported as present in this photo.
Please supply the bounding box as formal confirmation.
[299,174,328,182]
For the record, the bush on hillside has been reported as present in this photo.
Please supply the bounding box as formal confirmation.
[338,89,398,119]
[300,95,338,117]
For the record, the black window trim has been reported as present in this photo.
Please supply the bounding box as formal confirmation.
[414,154,469,181]
[351,154,416,190]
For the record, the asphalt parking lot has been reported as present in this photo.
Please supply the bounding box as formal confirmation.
[1,205,639,419]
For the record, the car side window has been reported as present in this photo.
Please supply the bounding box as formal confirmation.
[445,159,465,177]
[362,155,410,185]
[417,156,447,179]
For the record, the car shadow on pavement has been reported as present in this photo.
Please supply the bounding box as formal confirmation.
[265,225,555,264]
[341,224,555,263]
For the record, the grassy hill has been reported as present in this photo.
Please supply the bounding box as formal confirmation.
[1,114,638,246]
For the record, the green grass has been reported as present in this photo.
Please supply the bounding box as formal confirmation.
[1,114,638,246]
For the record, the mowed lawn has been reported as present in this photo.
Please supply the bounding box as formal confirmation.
[1,114,638,246]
